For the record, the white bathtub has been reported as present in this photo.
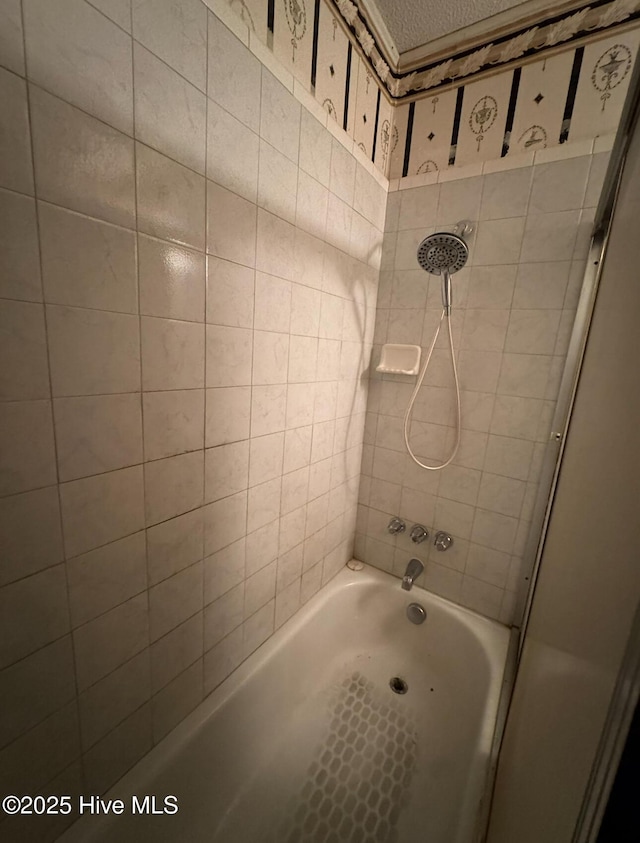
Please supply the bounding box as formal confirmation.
[60,564,510,843]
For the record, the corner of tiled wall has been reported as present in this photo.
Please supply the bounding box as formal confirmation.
[0,0,387,836]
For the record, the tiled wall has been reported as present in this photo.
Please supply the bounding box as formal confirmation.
[0,0,385,834]
[356,142,610,625]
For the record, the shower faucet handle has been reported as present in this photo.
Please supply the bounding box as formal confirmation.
[387,517,406,535]
[434,531,453,551]
[409,524,429,544]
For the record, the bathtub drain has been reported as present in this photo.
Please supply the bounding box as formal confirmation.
[389,677,408,695]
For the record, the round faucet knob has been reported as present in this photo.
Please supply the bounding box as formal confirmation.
[434,531,453,551]
[410,524,429,543]
[387,517,406,535]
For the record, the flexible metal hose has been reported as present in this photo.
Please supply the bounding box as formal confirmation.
[403,308,461,471]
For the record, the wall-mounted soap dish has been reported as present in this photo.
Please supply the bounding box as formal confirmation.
[376,344,421,376]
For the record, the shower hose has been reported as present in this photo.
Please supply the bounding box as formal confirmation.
[403,308,461,471]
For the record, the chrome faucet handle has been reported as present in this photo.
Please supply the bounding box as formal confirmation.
[434,531,453,551]
[387,517,406,535]
[410,524,429,543]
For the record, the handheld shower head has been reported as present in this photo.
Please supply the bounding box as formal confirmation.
[416,231,469,313]
[416,232,469,276]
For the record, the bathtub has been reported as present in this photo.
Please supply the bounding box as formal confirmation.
[60,563,510,843]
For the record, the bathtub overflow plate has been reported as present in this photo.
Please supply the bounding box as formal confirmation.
[407,602,427,625]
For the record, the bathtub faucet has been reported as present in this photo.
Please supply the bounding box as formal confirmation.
[402,558,424,591]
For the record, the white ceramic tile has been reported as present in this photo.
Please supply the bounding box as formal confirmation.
[132,0,206,91]
[520,209,581,262]
[460,573,503,619]
[30,86,134,227]
[0,300,49,400]
[208,12,261,133]
[207,98,259,202]
[60,465,144,558]
[505,309,561,355]
[47,305,140,396]
[484,434,534,480]
[67,532,146,627]
[251,384,287,437]
[0,68,33,195]
[54,394,142,482]
[249,432,284,488]
[513,261,571,309]
[490,395,543,440]
[204,583,245,650]
[82,693,152,785]
[254,272,291,333]
[299,108,332,186]
[206,257,254,328]
[143,389,204,461]
[0,636,75,748]
[136,143,205,250]
[461,309,509,352]
[203,490,247,556]
[296,170,329,239]
[148,561,202,643]
[204,537,245,605]
[497,352,552,399]
[252,330,289,385]
[242,598,274,657]
[151,612,202,693]
[24,0,133,134]
[141,316,204,391]
[203,625,242,694]
[473,217,525,266]
[205,440,249,502]
[0,190,41,302]
[152,660,203,741]
[470,508,518,554]
[247,477,281,533]
[138,234,205,322]
[480,167,532,220]
[134,43,206,174]
[245,519,279,577]
[0,401,56,497]
[205,386,251,446]
[288,335,318,383]
[39,203,137,314]
[260,69,301,164]
[206,182,257,267]
[206,325,253,387]
[0,565,69,669]
[0,487,62,587]
[477,472,526,519]
[146,507,203,586]
[529,155,590,214]
[73,594,148,691]
[0,0,25,75]
[87,0,131,31]
[144,450,204,526]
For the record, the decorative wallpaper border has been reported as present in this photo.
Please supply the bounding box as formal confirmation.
[221,0,639,178]
[331,0,640,98]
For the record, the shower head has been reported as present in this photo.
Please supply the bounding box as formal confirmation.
[416,232,469,276]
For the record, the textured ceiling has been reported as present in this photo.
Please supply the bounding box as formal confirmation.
[372,0,533,54]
